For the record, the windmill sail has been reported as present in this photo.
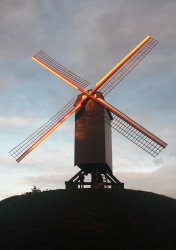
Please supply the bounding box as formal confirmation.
[9,35,167,166]
[32,51,90,92]
[92,36,158,96]
[90,96,167,157]
[9,97,87,162]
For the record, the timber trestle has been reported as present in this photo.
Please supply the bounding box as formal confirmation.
[65,170,124,189]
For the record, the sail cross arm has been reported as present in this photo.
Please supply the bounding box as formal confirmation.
[90,96,167,157]
[91,36,159,96]
[32,51,89,93]
[9,96,87,163]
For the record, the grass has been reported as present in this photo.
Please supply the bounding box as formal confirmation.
[0,189,176,249]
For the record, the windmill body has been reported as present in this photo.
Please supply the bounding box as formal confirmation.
[10,36,167,189]
[74,91,113,176]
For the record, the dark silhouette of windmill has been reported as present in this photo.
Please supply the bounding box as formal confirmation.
[10,36,167,189]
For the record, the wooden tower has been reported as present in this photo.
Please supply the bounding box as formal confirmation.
[74,91,113,178]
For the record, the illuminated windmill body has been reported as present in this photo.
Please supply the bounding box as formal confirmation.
[74,91,113,176]
[10,36,167,188]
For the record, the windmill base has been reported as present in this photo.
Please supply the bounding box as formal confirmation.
[65,170,124,189]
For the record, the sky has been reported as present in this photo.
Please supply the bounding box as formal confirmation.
[0,0,176,200]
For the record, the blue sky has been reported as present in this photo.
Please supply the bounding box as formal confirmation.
[0,0,176,200]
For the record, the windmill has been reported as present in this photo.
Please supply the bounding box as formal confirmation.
[10,36,167,189]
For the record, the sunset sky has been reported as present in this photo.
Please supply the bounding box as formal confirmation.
[1,0,176,200]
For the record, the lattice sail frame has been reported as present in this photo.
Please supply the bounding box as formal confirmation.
[9,98,79,162]
[94,37,159,96]
[104,109,163,157]
[10,36,167,162]
[91,99,166,157]
[32,51,90,91]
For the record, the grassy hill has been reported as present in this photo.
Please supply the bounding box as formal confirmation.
[0,189,176,250]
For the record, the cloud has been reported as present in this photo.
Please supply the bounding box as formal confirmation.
[0,190,21,201]
[17,174,70,185]
[153,157,164,165]
[115,164,176,199]
[0,115,40,127]
[16,172,79,191]
[14,163,176,200]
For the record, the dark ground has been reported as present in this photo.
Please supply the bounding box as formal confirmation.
[0,189,176,250]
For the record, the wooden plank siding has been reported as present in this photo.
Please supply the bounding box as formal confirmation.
[74,91,112,173]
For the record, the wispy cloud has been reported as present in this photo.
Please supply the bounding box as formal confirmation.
[115,164,176,199]
[0,115,41,127]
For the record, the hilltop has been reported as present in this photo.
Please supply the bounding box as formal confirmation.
[0,189,176,249]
